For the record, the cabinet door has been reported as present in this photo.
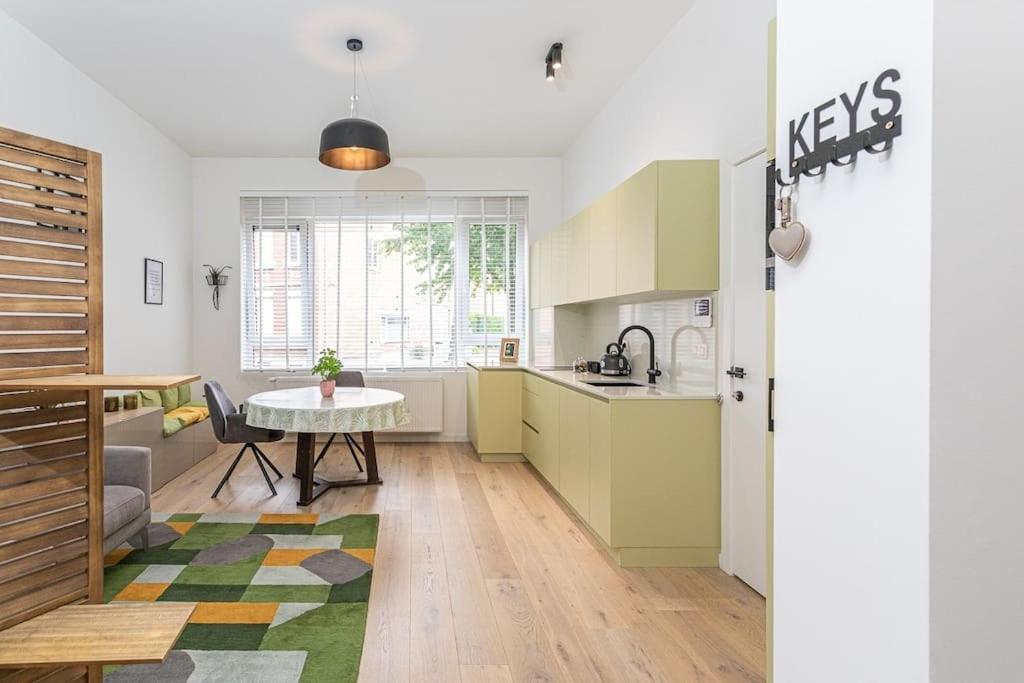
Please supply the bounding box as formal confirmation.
[567,213,589,303]
[588,399,611,544]
[529,241,541,309]
[558,388,591,518]
[467,366,480,451]
[588,192,617,300]
[538,235,552,308]
[532,377,560,487]
[656,160,719,291]
[549,226,569,306]
[615,162,658,295]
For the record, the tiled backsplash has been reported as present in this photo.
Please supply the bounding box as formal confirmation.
[531,294,717,396]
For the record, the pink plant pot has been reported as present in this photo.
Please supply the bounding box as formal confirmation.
[319,379,336,398]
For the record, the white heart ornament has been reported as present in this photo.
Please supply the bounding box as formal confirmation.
[769,220,808,261]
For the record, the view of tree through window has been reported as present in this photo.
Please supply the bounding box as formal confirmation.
[240,196,527,372]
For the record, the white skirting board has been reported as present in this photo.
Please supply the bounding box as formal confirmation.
[269,374,444,433]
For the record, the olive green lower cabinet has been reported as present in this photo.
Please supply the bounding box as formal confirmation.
[466,365,525,462]
[467,365,721,568]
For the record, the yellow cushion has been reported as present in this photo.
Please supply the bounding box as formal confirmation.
[165,406,209,427]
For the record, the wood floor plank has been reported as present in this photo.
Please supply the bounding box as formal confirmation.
[409,532,461,682]
[485,578,565,683]
[433,443,508,666]
[360,509,411,683]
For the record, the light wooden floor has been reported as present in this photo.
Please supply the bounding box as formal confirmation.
[153,440,766,683]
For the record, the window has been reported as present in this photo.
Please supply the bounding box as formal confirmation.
[240,195,527,371]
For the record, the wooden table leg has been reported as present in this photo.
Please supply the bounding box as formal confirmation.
[362,431,382,485]
[295,432,316,506]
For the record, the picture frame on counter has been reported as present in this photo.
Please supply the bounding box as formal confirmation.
[500,337,520,363]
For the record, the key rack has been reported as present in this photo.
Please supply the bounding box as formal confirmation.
[775,115,902,187]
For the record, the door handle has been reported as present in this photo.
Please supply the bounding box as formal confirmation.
[732,390,744,402]
[726,366,746,379]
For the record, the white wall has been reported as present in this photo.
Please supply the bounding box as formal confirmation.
[930,2,1024,680]
[191,157,560,440]
[561,0,775,219]
[774,1,933,680]
[0,10,194,375]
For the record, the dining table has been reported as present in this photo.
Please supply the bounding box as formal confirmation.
[244,385,410,506]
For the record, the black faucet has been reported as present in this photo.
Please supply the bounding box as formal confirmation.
[617,325,662,384]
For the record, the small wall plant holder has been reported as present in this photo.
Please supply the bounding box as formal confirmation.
[203,264,231,310]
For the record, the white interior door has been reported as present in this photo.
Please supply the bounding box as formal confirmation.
[728,153,768,595]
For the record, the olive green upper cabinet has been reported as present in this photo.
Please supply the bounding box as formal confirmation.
[549,225,569,306]
[529,241,541,309]
[615,160,720,296]
[566,212,590,303]
[588,190,618,300]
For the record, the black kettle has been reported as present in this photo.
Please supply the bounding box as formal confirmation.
[600,342,631,376]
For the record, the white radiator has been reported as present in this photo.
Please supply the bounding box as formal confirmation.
[268,374,444,433]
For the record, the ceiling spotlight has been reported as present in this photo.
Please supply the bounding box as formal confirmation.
[550,42,563,70]
[544,42,563,81]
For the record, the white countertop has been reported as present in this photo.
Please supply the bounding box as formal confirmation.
[467,362,718,402]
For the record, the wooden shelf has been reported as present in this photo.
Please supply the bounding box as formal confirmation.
[0,603,195,667]
[0,373,200,390]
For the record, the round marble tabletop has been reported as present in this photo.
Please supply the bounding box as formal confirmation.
[244,386,410,433]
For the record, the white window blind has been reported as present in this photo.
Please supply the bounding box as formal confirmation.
[240,194,528,372]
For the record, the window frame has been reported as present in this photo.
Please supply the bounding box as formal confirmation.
[240,195,527,373]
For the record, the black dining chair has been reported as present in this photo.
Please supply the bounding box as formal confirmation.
[205,380,286,497]
[313,370,366,474]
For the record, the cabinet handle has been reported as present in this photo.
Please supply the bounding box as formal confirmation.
[522,420,539,434]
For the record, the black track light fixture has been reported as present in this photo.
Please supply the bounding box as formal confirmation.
[544,42,563,81]
[550,42,563,70]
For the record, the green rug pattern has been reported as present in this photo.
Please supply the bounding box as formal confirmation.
[103,512,378,682]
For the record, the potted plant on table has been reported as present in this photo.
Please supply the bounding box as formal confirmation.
[312,348,343,398]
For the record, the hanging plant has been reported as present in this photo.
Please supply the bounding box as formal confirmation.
[203,264,231,310]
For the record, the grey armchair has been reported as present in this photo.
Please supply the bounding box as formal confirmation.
[205,380,285,497]
[103,445,152,555]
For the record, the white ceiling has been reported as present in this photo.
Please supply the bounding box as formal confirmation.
[0,0,696,158]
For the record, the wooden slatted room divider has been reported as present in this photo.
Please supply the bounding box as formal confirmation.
[0,127,102,683]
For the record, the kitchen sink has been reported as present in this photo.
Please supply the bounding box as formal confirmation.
[582,379,644,387]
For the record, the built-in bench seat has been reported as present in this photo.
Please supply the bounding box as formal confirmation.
[105,383,218,490]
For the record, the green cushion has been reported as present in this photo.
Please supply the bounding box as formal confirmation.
[159,388,179,413]
[162,417,186,438]
[178,383,192,405]
[182,398,207,409]
[139,390,162,408]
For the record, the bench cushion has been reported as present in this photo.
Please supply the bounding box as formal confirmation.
[104,485,145,534]
[166,406,209,427]
[162,417,185,438]
[178,383,192,405]
[139,389,162,409]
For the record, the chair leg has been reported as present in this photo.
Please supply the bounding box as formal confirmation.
[313,433,337,470]
[343,433,365,473]
[253,445,283,479]
[251,445,278,496]
[212,444,248,498]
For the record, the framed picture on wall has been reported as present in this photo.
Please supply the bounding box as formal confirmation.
[500,337,520,364]
[144,258,163,305]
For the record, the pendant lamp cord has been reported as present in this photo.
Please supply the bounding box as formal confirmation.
[350,49,359,118]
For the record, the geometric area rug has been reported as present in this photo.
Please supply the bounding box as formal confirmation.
[103,512,378,682]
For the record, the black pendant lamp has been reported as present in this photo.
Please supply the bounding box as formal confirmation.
[319,38,391,171]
